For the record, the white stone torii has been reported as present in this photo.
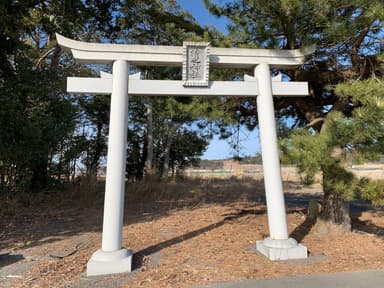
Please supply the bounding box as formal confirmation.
[56,34,312,276]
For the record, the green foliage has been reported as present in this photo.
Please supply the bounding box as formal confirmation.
[119,0,204,45]
[204,0,384,127]
[205,0,323,49]
[148,95,212,178]
[78,94,110,176]
[114,1,225,179]
[330,79,384,162]
[0,1,122,192]
[204,0,383,57]
[358,178,384,206]
[0,55,76,191]
[281,129,329,184]
[282,74,384,204]
[169,129,209,170]
[0,0,215,192]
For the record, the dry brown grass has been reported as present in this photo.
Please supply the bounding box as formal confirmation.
[1,177,384,288]
[125,176,264,206]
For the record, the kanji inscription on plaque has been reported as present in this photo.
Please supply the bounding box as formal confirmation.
[182,42,210,87]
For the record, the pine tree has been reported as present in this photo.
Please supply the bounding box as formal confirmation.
[282,66,384,227]
[204,0,384,230]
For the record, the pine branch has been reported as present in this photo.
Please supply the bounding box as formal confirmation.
[307,117,325,128]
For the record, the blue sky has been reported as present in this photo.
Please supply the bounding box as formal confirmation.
[177,0,261,160]
[177,0,229,33]
[205,130,261,160]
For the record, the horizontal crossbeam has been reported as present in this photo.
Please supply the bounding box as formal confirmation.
[67,77,308,97]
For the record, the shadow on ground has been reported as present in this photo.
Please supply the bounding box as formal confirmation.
[132,207,268,270]
[288,195,384,243]
[351,206,384,237]
[0,253,24,268]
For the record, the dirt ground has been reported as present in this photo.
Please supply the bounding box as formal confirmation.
[1,177,384,288]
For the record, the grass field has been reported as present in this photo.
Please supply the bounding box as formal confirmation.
[184,163,384,181]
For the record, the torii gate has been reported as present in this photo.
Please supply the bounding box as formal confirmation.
[56,34,313,276]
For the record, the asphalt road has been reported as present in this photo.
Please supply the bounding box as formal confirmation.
[192,269,384,288]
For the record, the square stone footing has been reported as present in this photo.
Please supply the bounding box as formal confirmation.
[87,248,133,276]
[256,237,307,261]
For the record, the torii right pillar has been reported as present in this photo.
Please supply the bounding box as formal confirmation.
[255,63,307,260]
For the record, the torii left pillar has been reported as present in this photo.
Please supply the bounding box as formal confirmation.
[87,60,133,276]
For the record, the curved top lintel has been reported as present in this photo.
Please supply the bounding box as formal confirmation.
[56,33,181,55]
[55,33,315,68]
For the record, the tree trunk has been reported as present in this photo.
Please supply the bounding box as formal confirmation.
[171,161,175,177]
[57,158,62,182]
[87,121,104,181]
[72,160,77,181]
[30,158,48,192]
[317,172,351,233]
[145,98,155,176]
[162,133,172,179]
[0,169,5,191]
[320,188,351,229]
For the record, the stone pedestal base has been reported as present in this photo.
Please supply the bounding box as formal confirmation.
[86,248,132,276]
[256,237,307,261]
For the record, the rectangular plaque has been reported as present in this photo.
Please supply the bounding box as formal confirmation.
[182,42,210,87]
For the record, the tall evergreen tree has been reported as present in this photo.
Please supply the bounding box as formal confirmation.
[0,1,121,192]
[204,0,384,230]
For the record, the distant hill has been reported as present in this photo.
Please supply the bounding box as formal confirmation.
[199,155,262,169]
[198,159,224,170]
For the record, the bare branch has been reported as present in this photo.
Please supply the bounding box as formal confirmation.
[307,117,325,128]
[34,47,56,69]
